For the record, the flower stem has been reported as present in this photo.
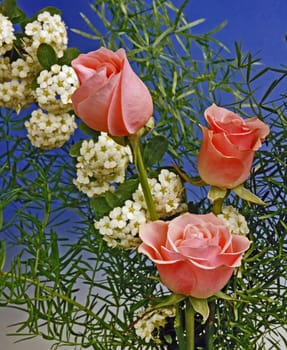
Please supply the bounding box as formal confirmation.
[175,302,186,350]
[185,298,195,350]
[205,301,215,350]
[212,197,224,215]
[128,135,158,221]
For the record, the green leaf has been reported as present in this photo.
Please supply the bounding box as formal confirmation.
[105,179,139,208]
[58,47,81,66]
[208,186,227,202]
[37,43,58,70]
[78,122,100,138]
[232,184,266,205]
[91,196,112,216]
[0,0,27,23]
[143,135,169,166]
[0,240,6,271]
[69,141,83,158]
[91,179,139,216]
[189,297,209,324]
[151,293,186,309]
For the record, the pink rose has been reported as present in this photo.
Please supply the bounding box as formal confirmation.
[197,104,270,189]
[71,47,153,136]
[138,213,251,298]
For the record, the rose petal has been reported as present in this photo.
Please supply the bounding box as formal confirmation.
[197,127,253,188]
[157,260,234,298]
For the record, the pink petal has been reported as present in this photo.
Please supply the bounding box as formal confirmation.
[156,260,234,298]
[119,55,153,134]
[197,127,253,188]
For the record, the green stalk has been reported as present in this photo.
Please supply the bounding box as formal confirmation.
[185,298,195,350]
[128,135,158,221]
[205,301,215,350]
[175,302,186,350]
[212,197,224,215]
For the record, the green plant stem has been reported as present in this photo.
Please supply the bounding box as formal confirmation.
[175,302,186,350]
[185,298,195,350]
[205,301,215,350]
[128,135,158,221]
[1,271,120,336]
[212,197,224,215]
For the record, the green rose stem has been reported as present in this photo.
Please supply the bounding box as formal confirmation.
[185,298,195,350]
[175,302,186,350]
[205,194,225,350]
[206,302,215,350]
[128,134,158,221]
[212,197,224,215]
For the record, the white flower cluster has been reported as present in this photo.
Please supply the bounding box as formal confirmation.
[94,200,146,249]
[35,64,79,113]
[133,169,186,219]
[134,306,175,343]
[23,11,68,59]
[0,15,34,110]
[73,134,132,197]
[95,169,185,249]
[218,206,250,236]
[0,78,34,112]
[0,9,76,139]
[25,109,77,150]
[0,14,15,55]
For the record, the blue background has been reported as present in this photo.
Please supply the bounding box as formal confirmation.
[1,0,286,349]
[17,0,287,66]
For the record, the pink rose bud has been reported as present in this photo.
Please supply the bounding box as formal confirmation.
[197,104,270,189]
[138,213,251,298]
[71,47,153,136]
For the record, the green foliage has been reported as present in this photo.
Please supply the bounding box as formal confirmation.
[37,43,58,70]
[143,135,169,167]
[58,47,81,66]
[0,0,286,349]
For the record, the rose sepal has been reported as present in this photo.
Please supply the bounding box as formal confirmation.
[150,293,186,309]
[232,184,266,205]
[208,186,228,202]
[189,297,209,324]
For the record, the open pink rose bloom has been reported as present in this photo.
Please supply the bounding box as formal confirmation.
[71,47,153,136]
[197,104,270,189]
[139,213,251,298]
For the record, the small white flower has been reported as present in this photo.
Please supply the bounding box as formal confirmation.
[34,64,79,113]
[0,14,16,55]
[73,133,131,198]
[25,109,77,150]
[134,306,176,343]
[217,206,250,236]
[24,11,68,58]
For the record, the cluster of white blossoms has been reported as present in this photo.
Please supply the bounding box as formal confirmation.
[34,64,79,113]
[94,200,146,249]
[24,62,78,148]
[0,10,77,150]
[134,306,176,343]
[0,14,16,55]
[218,205,250,236]
[133,169,186,219]
[74,134,132,198]
[0,78,35,112]
[25,109,77,150]
[0,14,34,110]
[23,11,68,59]
[95,169,185,249]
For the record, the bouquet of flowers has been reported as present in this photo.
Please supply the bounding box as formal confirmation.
[0,1,286,349]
